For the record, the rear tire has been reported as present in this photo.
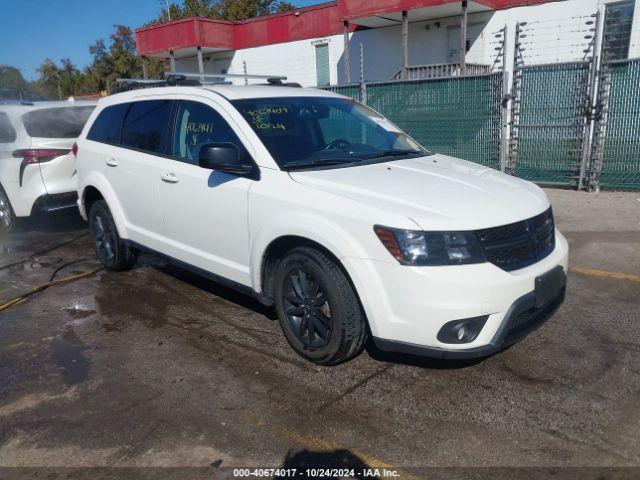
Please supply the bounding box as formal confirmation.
[88,200,136,271]
[0,183,16,233]
[273,247,367,365]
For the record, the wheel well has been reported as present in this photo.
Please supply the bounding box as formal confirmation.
[82,186,104,214]
[260,236,352,304]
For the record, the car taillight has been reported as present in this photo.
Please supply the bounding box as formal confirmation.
[13,148,71,163]
[72,143,78,157]
[13,149,71,187]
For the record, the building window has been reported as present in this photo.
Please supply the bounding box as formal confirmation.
[315,43,330,87]
[603,0,635,61]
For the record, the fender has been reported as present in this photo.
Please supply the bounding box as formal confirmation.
[248,210,391,335]
[249,210,372,290]
[78,171,129,239]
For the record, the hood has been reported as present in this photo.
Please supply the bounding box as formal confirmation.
[289,154,550,231]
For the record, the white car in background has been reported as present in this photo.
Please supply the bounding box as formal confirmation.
[76,83,568,365]
[0,100,96,232]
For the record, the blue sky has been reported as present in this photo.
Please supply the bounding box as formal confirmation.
[0,0,319,80]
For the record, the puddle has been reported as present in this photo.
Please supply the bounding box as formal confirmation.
[62,306,97,319]
[49,329,90,386]
[101,322,122,333]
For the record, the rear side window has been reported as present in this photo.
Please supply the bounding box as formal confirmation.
[0,112,16,143]
[121,100,172,154]
[22,106,95,138]
[87,103,130,144]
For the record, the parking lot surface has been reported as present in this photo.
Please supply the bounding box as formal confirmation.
[1,189,639,477]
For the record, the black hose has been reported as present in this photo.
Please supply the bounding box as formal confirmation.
[49,257,100,281]
[0,232,88,272]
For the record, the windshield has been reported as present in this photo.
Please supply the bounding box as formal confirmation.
[232,97,429,170]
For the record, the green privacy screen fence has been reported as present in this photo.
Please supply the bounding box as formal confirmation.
[508,62,592,186]
[590,58,640,190]
[324,73,504,170]
[323,58,640,190]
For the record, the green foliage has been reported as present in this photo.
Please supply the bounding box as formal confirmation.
[150,0,295,24]
[0,66,27,89]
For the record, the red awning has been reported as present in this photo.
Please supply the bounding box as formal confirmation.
[136,0,562,57]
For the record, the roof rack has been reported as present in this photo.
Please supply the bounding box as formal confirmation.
[166,71,288,85]
[113,71,300,93]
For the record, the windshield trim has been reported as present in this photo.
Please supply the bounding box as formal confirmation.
[282,151,432,172]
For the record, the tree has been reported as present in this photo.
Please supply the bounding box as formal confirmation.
[83,25,166,93]
[34,59,61,98]
[150,0,295,24]
[0,66,27,90]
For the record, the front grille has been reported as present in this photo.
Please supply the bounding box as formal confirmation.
[474,208,556,272]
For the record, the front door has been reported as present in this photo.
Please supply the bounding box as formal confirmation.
[159,99,254,286]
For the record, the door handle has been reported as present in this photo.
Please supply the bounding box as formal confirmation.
[105,158,118,167]
[161,172,179,184]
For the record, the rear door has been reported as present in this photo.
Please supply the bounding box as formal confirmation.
[110,99,174,249]
[158,98,254,286]
[22,105,95,195]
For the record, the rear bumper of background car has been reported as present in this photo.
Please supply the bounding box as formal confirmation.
[31,191,78,214]
[344,230,569,358]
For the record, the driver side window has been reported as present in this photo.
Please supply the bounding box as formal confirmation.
[172,101,245,165]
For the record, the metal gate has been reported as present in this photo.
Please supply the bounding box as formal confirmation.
[507,22,596,187]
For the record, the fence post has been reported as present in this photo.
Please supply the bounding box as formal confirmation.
[359,43,367,104]
[579,11,601,191]
[507,22,524,176]
[500,24,509,172]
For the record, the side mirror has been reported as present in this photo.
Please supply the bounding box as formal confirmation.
[198,142,256,178]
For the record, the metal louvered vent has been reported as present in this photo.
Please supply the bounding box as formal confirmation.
[474,208,555,272]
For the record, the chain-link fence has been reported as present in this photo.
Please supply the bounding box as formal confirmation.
[590,58,640,190]
[321,11,640,191]
[323,74,504,170]
[508,61,592,186]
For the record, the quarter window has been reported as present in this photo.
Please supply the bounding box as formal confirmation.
[121,100,173,154]
[0,112,16,143]
[172,101,245,164]
[87,103,130,145]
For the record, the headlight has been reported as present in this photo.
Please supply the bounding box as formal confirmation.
[374,226,486,266]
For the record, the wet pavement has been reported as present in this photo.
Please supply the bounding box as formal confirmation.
[0,189,639,478]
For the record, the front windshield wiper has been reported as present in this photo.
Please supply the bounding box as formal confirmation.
[362,149,426,159]
[283,158,359,170]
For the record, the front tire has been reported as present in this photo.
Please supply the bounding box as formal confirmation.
[0,183,16,233]
[88,200,136,271]
[273,247,367,365]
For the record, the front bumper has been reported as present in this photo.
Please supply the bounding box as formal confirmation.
[374,283,566,359]
[344,230,569,358]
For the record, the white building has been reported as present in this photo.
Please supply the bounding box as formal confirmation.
[135,0,639,86]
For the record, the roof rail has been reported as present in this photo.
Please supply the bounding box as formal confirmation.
[165,71,288,83]
[112,71,299,94]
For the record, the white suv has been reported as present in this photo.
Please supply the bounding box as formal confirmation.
[0,100,96,231]
[76,83,568,365]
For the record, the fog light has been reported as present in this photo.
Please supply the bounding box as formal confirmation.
[457,326,466,341]
[437,315,489,344]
